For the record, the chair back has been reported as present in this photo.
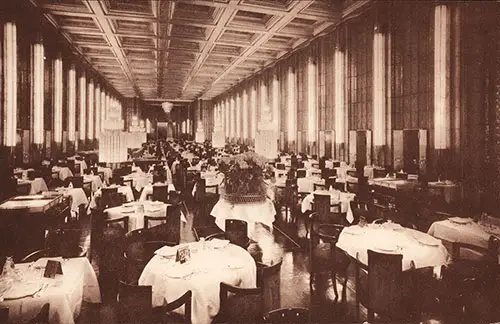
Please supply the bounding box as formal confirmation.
[219,282,262,323]
[118,281,152,323]
[153,290,192,324]
[346,180,358,194]
[45,228,84,258]
[296,169,306,178]
[67,160,76,174]
[373,168,386,179]
[257,260,282,313]
[396,172,408,180]
[225,219,249,248]
[66,176,83,188]
[28,303,50,324]
[144,216,168,229]
[263,308,310,324]
[367,249,404,320]
[100,187,120,209]
[313,194,342,225]
[276,163,285,170]
[152,184,168,202]
[0,307,8,324]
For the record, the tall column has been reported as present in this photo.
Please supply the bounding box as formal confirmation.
[101,90,106,133]
[307,57,317,154]
[78,70,87,149]
[230,96,236,142]
[32,33,44,162]
[334,45,346,161]
[53,53,63,158]
[95,84,101,141]
[434,3,451,179]
[236,93,241,143]
[67,64,76,154]
[373,4,389,167]
[242,89,248,143]
[2,19,17,163]
[87,79,95,144]
[287,67,296,152]
[251,85,257,144]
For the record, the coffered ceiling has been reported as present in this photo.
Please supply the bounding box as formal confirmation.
[31,0,369,103]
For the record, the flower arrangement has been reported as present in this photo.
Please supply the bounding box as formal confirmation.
[219,151,270,198]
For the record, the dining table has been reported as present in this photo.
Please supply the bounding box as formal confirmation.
[97,166,113,184]
[427,181,459,204]
[139,183,177,202]
[123,171,152,192]
[0,257,101,324]
[82,174,103,193]
[17,178,48,195]
[428,216,500,259]
[139,240,256,324]
[51,166,73,181]
[105,200,186,231]
[53,187,89,215]
[211,198,276,241]
[337,223,450,274]
[301,189,356,223]
[89,185,134,209]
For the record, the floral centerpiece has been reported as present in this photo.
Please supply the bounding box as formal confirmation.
[219,151,271,204]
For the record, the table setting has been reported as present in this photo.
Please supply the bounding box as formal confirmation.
[89,185,134,209]
[139,240,256,324]
[337,220,449,273]
[105,200,186,231]
[0,257,100,324]
[428,214,500,251]
[139,183,177,201]
[301,188,356,223]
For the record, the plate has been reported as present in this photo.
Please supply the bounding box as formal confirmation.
[165,263,195,278]
[449,217,472,224]
[342,226,363,235]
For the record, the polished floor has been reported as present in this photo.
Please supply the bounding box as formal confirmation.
[75,195,447,324]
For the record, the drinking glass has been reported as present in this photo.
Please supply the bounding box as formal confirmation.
[359,216,367,227]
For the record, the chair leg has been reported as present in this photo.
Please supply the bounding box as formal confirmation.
[331,270,339,300]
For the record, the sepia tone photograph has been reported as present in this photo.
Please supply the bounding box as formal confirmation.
[0,0,499,323]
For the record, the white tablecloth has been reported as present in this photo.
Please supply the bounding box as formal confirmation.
[13,168,35,180]
[83,175,103,193]
[337,224,449,272]
[211,198,276,240]
[0,257,101,324]
[427,218,500,251]
[97,167,113,184]
[52,166,73,181]
[301,190,356,223]
[90,185,134,209]
[428,182,459,204]
[18,178,48,195]
[139,183,177,201]
[139,242,256,324]
[123,172,152,191]
[105,201,185,231]
[55,187,89,214]
[297,177,325,193]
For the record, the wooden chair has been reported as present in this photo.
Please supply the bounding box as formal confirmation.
[28,303,50,324]
[263,308,310,324]
[106,216,130,233]
[313,183,326,191]
[83,180,92,199]
[355,250,405,322]
[218,282,262,323]
[256,260,282,313]
[283,180,299,223]
[312,194,343,225]
[441,236,500,321]
[152,184,169,202]
[153,290,192,324]
[373,168,386,179]
[144,241,174,263]
[296,169,306,178]
[144,216,168,229]
[21,249,51,262]
[66,176,83,188]
[117,281,152,324]
[346,180,358,194]
[0,308,8,324]
[44,228,87,258]
[308,212,348,300]
[124,229,150,284]
[100,187,119,208]
[225,219,250,249]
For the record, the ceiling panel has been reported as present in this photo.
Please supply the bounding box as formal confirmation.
[33,0,365,102]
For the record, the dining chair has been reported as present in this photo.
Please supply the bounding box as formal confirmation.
[117,281,153,323]
[143,241,175,261]
[45,228,87,259]
[82,180,92,199]
[346,180,358,194]
[373,168,386,179]
[28,303,50,324]
[256,260,282,313]
[124,229,149,284]
[225,219,250,249]
[308,212,348,300]
[402,264,441,320]
[296,169,306,178]
[217,282,262,323]
[355,249,405,322]
[441,236,500,321]
[312,194,343,225]
[0,308,8,324]
[66,176,84,188]
[263,308,310,324]
[21,249,52,262]
[144,216,168,229]
[153,184,169,203]
[283,179,299,224]
[313,183,326,191]
[152,290,192,324]
[122,177,133,189]
[106,216,130,233]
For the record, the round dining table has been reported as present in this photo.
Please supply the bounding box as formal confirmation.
[139,241,256,324]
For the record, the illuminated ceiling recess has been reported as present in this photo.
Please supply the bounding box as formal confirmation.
[162,101,173,114]
[32,0,369,103]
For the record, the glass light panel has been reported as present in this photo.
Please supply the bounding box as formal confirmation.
[33,42,44,144]
[87,80,94,140]
[287,67,296,141]
[334,49,345,144]
[78,72,86,140]
[53,56,63,143]
[307,59,317,143]
[3,22,17,146]
[373,32,386,146]
[68,65,76,142]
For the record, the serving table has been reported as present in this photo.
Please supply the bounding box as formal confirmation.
[139,241,256,324]
[0,195,71,261]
